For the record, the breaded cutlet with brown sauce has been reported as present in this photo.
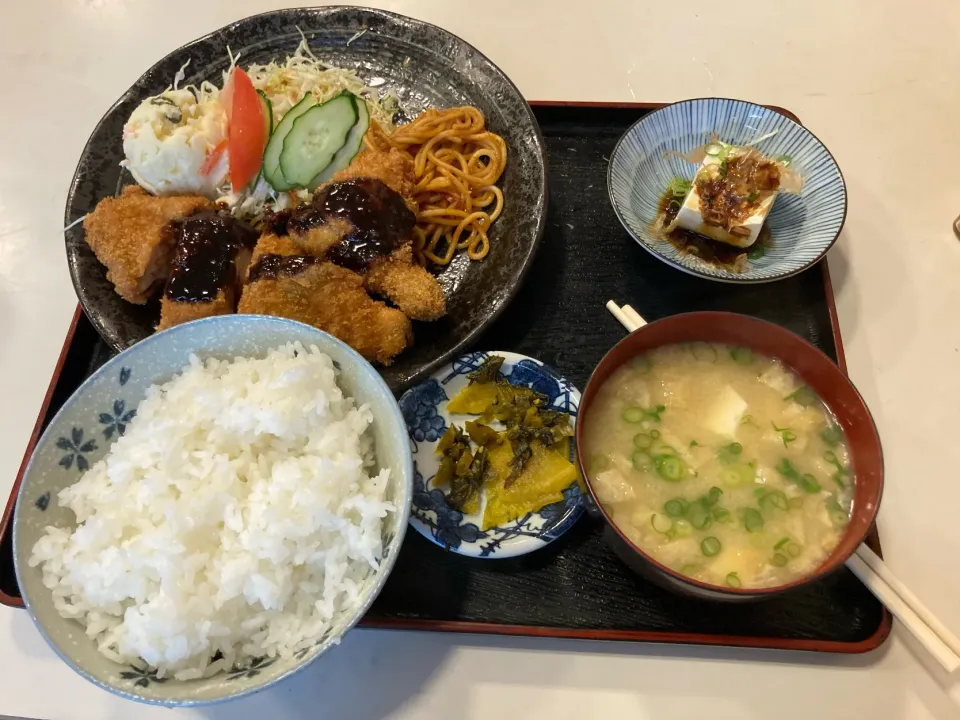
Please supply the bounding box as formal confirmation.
[156,211,258,331]
[239,258,412,366]
[331,148,418,207]
[364,244,446,321]
[83,186,210,304]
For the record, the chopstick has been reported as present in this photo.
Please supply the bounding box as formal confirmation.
[605,300,960,673]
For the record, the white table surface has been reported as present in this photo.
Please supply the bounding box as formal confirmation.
[2,0,959,718]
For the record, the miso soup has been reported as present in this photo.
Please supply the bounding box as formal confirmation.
[582,343,853,589]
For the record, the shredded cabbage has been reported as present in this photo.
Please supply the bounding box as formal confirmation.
[218,32,399,217]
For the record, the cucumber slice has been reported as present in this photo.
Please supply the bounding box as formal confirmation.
[257,90,273,137]
[262,94,316,191]
[279,93,357,188]
[308,94,370,190]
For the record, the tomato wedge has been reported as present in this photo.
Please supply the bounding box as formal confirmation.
[224,68,267,191]
[200,139,228,177]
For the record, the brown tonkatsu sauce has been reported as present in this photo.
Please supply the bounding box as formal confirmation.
[247,254,318,283]
[654,190,770,271]
[163,211,258,303]
[287,178,415,271]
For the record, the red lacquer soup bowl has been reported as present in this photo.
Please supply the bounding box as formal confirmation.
[575,312,883,602]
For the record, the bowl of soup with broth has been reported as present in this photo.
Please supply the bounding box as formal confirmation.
[576,312,883,600]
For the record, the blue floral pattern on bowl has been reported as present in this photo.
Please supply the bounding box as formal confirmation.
[607,98,847,283]
[399,351,584,558]
[12,315,413,706]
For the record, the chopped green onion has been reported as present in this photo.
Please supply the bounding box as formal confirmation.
[672,518,693,537]
[634,433,654,450]
[725,572,742,588]
[701,536,722,556]
[826,496,849,526]
[775,458,821,493]
[717,442,743,464]
[784,386,818,408]
[631,450,653,472]
[740,414,759,428]
[800,474,821,493]
[654,454,686,482]
[704,142,724,156]
[759,490,789,512]
[771,422,797,447]
[653,443,678,456]
[747,242,766,260]
[786,542,802,558]
[689,439,700,448]
[820,425,844,447]
[774,154,792,166]
[651,513,673,534]
[631,355,653,374]
[690,342,718,363]
[664,498,688,517]
[712,507,731,522]
[771,553,788,567]
[688,502,712,530]
[622,407,646,423]
[649,429,661,440]
[704,486,723,507]
[743,508,765,533]
[730,347,755,364]
[745,192,758,203]
[667,177,693,197]
[774,537,790,550]
[788,496,804,509]
[679,563,701,576]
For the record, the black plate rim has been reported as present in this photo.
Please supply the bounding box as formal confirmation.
[63,5,548,392]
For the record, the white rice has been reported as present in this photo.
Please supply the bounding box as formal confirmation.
[29,343,394,680]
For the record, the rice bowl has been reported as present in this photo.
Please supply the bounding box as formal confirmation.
[13,315,412,705]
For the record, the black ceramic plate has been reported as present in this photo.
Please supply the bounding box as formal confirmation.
[64,6,547,392]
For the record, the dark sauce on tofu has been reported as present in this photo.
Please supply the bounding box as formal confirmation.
[654,187,771,273]
[247,254,318,283]
[287,178,415,271]
[164,211,258,302]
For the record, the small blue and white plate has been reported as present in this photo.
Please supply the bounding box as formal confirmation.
[607,97,847,283]
[398,351,584,558]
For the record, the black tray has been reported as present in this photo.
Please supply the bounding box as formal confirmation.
[0,102,890,653]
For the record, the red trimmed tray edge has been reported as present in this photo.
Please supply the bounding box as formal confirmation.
[0,101,892,657]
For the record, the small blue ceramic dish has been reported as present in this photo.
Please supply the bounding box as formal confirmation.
[607,97,847,283]
[398,351,584,558]
[13,315,413,706]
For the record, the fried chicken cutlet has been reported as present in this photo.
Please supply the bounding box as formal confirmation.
[83,186,210,303]
[156,212,258,331]
[365,244,446,321]
[239,248,413,366]
[284,171,447,321]
[331,147,419,202]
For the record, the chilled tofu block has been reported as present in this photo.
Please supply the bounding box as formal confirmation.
[703,385,747,438]
[667,150,779,249]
